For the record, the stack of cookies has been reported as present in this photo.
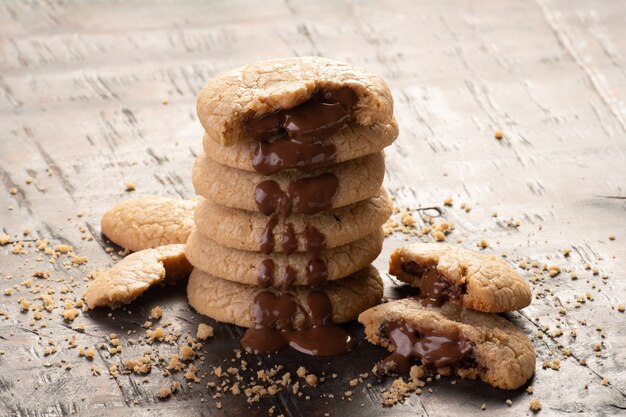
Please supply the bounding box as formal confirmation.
[185,57,399,356]
[359,244,536,389]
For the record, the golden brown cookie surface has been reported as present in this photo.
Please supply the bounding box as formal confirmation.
[389,243,532,313]
[187,265,383,328]
[192,151,385,213]
[101,196,196,252]
[201,119,398,172]
[358,298,536,390]
[185,228,384,288]
[197,57,394,145]
[194,188,392,252]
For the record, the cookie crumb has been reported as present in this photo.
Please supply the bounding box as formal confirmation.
[124,182,136,192]
[158,387,171,399]
[443,197,453,207]
[506,399,513,407]
[197,323,214,340]
[617,304,625,313]
[494,130,503,140]
[478,239,489,249]
[150,306,163,319]
[608,235,615,241]
[529,398,542,412]
[0,234,10,245]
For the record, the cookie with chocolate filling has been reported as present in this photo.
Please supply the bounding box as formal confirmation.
[358,298,536,390]
[197,57,394,146]
[192,151,385,214]
[201,119,397,174]
[194,187,392,253]
[389,243,532,313]
[185,228,384,289]
[188,265,382,328]
[188,265,382,356]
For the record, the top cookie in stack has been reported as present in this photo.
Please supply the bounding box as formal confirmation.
[186,57,398,356]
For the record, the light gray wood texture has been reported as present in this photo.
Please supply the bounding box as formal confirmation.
[1,0,625,416]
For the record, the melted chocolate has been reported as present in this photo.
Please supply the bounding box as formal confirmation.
[306,258,329,288]
[260,215,278,254]
[303,225,326,255]
[255,181,289,216]
[254,173,338,217]
[257,259,275,288]
[247,87,357,175]
[378,320,473,372]
[401,261,465,307]
[281,223,297,255]
[280,266,298,291]
[241,290,355,356]
[253,139,337,175]
[287,291,356,356]
[420,268,451,307]
[287,173,338,215]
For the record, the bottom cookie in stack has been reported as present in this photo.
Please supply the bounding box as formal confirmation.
[188,265,383,356]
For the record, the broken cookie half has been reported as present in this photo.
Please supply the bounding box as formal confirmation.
[84,244,192,309]
[389,243,532,313]
[358,298,536,390]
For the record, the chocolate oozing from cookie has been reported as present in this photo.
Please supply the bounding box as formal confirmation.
[240,290,356,356]
[254,174,339,217]
[376,320,473,373]
[255,174,336,288]
[247,87,358,175]
[401,261,466,307]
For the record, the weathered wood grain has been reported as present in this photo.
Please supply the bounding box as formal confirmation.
[1,0,625,416]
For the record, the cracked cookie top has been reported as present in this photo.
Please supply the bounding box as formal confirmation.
[197,57,394,145]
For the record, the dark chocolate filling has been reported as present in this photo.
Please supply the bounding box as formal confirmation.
[376,319,473,373]
[240,290,356,356]
[401,261,466,307]
[246,87,358,175]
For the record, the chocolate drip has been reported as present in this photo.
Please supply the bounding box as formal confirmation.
[260,215,278,254]
[287,291,356,356]
[257,259,275,288]
[303,225,326,255]
[280,266,298,291]
[377,320,473,373]
[254,173,338,217]
[246,87,358,174]
[241,290,355,356]
[241,292,296,354]
[401,261,465,307]
[253,139,337,175]
[288,173,338,215]
[255,181,290,216]
[281,223,297,255]
[306,258,328,288]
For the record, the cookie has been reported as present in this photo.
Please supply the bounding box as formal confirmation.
[185,228,384,288]
[197,57,394,146]
[358,298,536,390]
[192,151,385,214]
[201,119,398,173]
[84,244,192,309]
[187,265,383,328]
[389,243,532,313]
[101,196,196,251]
[194,187,392,252]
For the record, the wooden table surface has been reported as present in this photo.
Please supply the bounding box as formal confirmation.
[1,1,625,416]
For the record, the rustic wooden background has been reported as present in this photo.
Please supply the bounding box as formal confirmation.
[1,0,625,416]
